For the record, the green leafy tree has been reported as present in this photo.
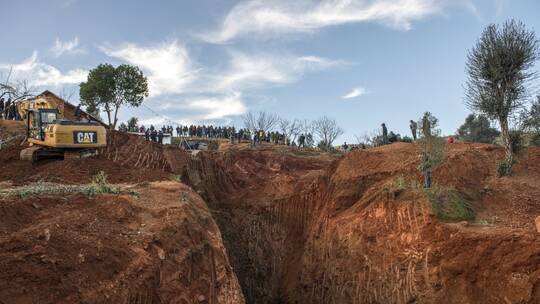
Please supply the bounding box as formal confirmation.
[519,96,540,147]
[118,122,128,132]
[465,20,539,174]
[417,111,439,139]
[457,114,500,143]
[418,112,446,188]
[401,135,414,143]
[522,96,540,132]
[127,117,139,132]
[80,63,149,129]
[85,102,101,118]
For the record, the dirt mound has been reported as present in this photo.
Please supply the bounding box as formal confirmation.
[0,155,172,186]
[305,143,540,303]
[0,181,244,303]
[0,121,190,186]
[101,131,191,172]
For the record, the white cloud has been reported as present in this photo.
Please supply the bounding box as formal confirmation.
[49,37,85,57]
[342,87,367,99]
[201,0,445,43]
[212,51,347,91]
[99,41,344,121]
[0,51,88,87]
[157,92,247,120]
[99,41,198,96]
[186,92,247,120]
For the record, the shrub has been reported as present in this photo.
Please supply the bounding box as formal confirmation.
[425,186,475,222]
[509,130,524,153]
[530,133,540,147]
[317,140,337,152]
[401,136,414,143]
[383,176,409,200]
[1,182,87,198]
[418,136,446,188]
[496,159,514,177]
[417,112,447,188]
[88,171,117,195]
[388,131,400,143]
[396,176,406,190]
[0,176,127,199]
[170,175,182,182]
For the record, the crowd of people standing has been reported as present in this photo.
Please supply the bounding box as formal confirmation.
[133,123,308,147]
[0,98,19,120]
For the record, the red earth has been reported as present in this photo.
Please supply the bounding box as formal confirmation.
[1,119,540,303]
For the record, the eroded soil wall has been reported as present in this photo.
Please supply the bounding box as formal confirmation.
[0,182,245,304]
[184,144,540,304]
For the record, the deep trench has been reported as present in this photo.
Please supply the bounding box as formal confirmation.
[182,153,321,304]
[174,148,540,304]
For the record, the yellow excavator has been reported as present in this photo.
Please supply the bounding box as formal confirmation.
[17,96,107,162]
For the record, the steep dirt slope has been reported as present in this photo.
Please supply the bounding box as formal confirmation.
[186,142,540,304]
[0,181,244,304]
[179,144,335,303]
[292,142,540,303]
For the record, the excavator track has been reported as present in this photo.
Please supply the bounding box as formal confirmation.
[64,149,98,160]
[21,146,99,163]
[20,146,42,163]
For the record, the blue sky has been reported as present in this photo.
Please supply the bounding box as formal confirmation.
[1,0,539,142]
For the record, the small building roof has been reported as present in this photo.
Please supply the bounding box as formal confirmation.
[35,90,108,127]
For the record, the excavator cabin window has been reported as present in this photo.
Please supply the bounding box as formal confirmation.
[40,110,57,125]
[27,109,58,140]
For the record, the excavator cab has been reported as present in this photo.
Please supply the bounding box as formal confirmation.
[26,108,58,141]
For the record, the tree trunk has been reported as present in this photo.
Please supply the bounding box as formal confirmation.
[112,104,120,130]
[104,103,112,129]
[499,117,513,164]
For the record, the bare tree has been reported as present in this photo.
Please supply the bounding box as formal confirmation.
[58,87,76,102]
[354,131,374,147]
[299,119,315,134]
[0,68,35,102]
[278,118,302,143]
[354,128,384,147]
[313,116,343,148]
[299,119,315,147]
[242,111,280,132]
[465,19,539,174]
